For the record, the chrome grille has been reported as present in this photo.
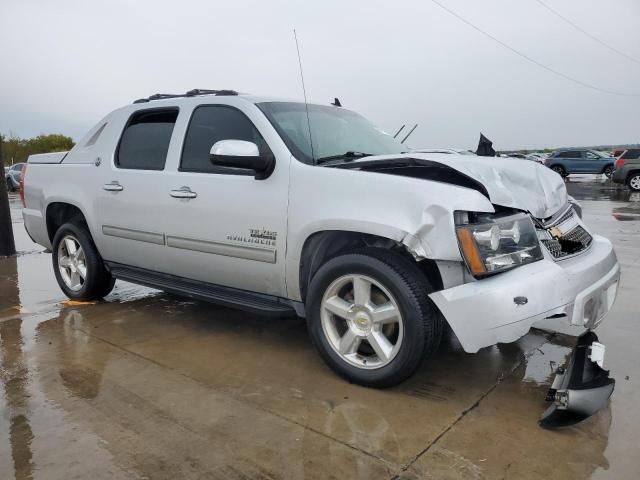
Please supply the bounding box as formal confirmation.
[541,238,564,258]
[541,225,592,259]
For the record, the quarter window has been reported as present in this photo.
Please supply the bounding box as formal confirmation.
[181,105,268,174]
[117,109,178,170]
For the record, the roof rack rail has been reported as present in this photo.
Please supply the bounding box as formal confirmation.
[133,89,238,104]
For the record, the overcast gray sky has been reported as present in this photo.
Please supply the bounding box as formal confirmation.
[1,0,638,150]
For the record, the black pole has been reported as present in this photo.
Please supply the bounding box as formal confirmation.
[0,134,17,257]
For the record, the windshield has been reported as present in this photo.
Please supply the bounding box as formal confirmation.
[257,102,406,164]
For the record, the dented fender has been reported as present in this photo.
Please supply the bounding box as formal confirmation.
[286,160,494,301]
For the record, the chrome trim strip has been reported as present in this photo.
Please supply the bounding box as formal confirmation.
[102,225,165,245]
[166,235,276,264]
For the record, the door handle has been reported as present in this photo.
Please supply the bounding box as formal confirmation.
[103,181,123,192]
[169,186,197,199]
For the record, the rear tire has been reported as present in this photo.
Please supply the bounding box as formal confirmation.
[52,223,115,300]
[629,173,640,192]
[306,248,443,388]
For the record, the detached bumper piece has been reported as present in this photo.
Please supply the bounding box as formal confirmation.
[539,331,614,429]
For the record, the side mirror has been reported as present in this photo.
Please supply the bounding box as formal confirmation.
[209,140,274,180]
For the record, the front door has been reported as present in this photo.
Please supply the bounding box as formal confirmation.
[583,150,605,173]
[161,103,290,297]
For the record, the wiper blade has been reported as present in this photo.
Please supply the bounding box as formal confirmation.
[315,151,372,165]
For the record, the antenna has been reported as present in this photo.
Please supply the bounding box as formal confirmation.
[293,29,315,162]
[401,124,418,144]
[393,125,406,139]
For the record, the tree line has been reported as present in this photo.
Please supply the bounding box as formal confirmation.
[1,133,75,165]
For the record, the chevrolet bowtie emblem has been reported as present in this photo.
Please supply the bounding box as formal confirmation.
[549,226,563,238]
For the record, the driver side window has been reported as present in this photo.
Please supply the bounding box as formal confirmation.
[180,105,268,174]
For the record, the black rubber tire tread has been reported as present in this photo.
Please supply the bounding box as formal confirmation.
[551,165,566,177]
[52,222,115,300]
[306,247,443,388]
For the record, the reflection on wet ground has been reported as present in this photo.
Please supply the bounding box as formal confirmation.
[1,185,639,479]
[565,175,640,204]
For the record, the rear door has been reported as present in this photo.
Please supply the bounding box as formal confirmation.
[93,107,180,271]
[564,150,585,172]
[161,102,290,297]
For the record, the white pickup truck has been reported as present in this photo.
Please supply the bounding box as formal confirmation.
[21,90,619,410]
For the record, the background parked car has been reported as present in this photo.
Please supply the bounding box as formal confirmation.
[542,149,615,178]
[612,148,640,191]
[525,153,545,163]
[5,163,25,192]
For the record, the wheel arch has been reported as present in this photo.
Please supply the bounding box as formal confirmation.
[295,229,443,303]
[46,201,90,243]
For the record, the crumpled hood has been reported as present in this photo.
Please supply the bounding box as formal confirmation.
[349,153,568,219]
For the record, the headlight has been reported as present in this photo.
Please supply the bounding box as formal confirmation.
[455,212,543,277]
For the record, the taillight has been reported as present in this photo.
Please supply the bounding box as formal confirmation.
[615,157,625,169]
[19,163,27,207]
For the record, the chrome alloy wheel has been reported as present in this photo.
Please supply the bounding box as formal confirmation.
[630,175,640,191]
[57,235,87,291]
[320,274,404,369]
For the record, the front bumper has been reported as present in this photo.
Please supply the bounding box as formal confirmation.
[429,234,619,353]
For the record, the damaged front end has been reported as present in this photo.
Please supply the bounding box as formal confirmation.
[539,331,615,428]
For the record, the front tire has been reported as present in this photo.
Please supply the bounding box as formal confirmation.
[629,173,640,192]
[306,248,443,388]
[52,223,115,300]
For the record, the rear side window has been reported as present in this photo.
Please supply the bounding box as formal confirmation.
[585,151,600,159]
[623,149,640,159]
[180,105,268,174]
[556,151,581,159]
[117,109,178,170]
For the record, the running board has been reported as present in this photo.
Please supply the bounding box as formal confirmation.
[106,262,297,317]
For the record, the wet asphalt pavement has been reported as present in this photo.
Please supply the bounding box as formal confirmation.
[1,176,639,479]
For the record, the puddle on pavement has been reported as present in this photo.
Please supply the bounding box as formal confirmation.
[566,178,640,204]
